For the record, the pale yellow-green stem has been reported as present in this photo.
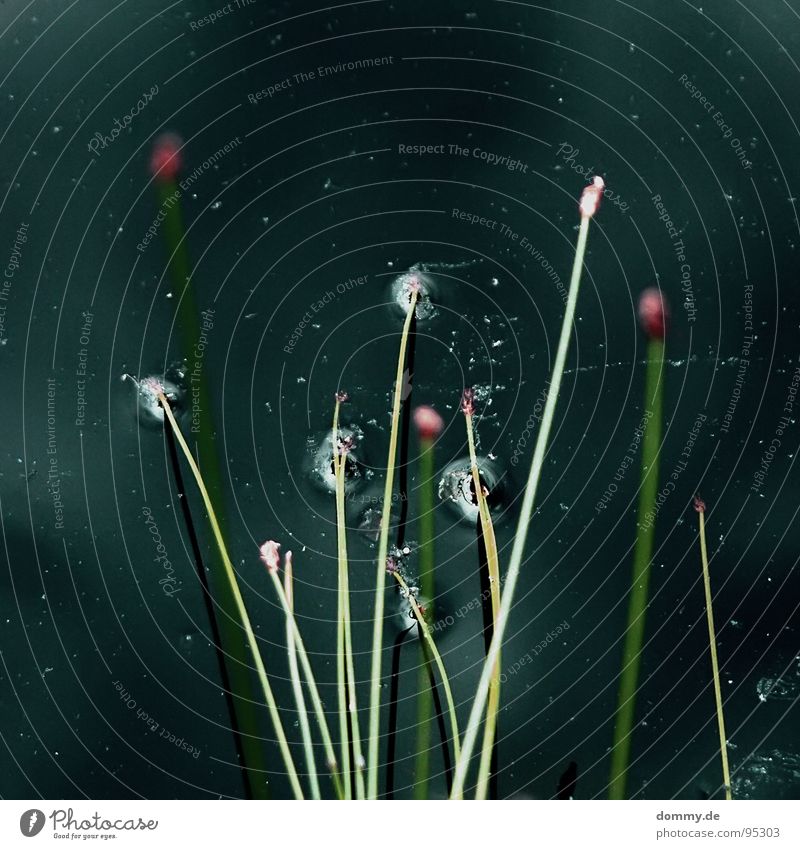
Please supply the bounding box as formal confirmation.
[265,567,344,800]
[366,288,419,799]
[698,507,732,800]
[391,569,461,798]
[450,194,598,799]
[332,398,366,800]
[284,559,321,799]
[465,409,502,800]
[157,391,304,799]
[332,401,352,799]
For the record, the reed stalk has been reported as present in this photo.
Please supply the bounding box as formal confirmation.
[449,178,605,799]
[157,389,303,799]
[332,398,352,799]
[463,392,502,800]
[284,554,321,799]
[412,406,444,798]
[695,497,732,800]
[366,285,419,799]
[391,569,461,787]
[609,299,666,799]
[151,135,267,797]
[332,395,366,800]
[259,547,344,800]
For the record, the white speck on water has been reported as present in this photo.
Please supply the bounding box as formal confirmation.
[211,201,222,210]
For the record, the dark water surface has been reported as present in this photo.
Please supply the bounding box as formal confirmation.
[1,0,798,800]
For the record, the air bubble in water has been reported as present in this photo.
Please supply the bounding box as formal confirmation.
[438,456,506,524]
[308,424,366,494]
[125,365,186,427]
[390,268,436,320]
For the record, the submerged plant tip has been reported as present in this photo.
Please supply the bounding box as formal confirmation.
[413,405,444,440]
[259,540,281,573]
[693,494,707,513]
[638,287,670,339]
[335,390,349,404]
[150,132,183,182]
[579,175,605,218]
[461,387,476,416]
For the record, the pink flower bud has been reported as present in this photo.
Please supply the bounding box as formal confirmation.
[638,288,669,339]
[693,495,706,513]
[461,388,475,416]
[579,176,605,218]
[149,133,183,182]
[413,405,444,440]
[259,540,281,573]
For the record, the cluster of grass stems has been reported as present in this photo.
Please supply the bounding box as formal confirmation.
[152,163,729,800]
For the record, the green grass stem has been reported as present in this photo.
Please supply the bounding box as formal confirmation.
[366,288,419,798]
[697,504,732,800]
[450,205,596,799]
[608,336,664,799]
[157,391,304,799]
[284,557,321,799]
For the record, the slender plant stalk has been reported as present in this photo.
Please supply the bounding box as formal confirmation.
[284,556,321,799]
[450,179,604,799]
[608,335,664,799]
[464,404,502,800]
[264,566,344,800]
[419,626,455,795]
[332,397,366,800]
[153,148,268,798]
[331,400,352,799]
[391,570,461,786]
[696,500,732,800]
[163,421,251,795]
[157,390,304,799]
[414,431,436,798]
[386,624,414,798]
[366,287,419,799]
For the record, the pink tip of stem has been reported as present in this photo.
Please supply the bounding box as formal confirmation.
[579,175,605,218]
[693,494,706,513]
[150,133,183,182]
[638,287,670,340]
[335,390,349,404]
[414,405,444,440]
[259,540,281,573]
[461,387,475,416]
